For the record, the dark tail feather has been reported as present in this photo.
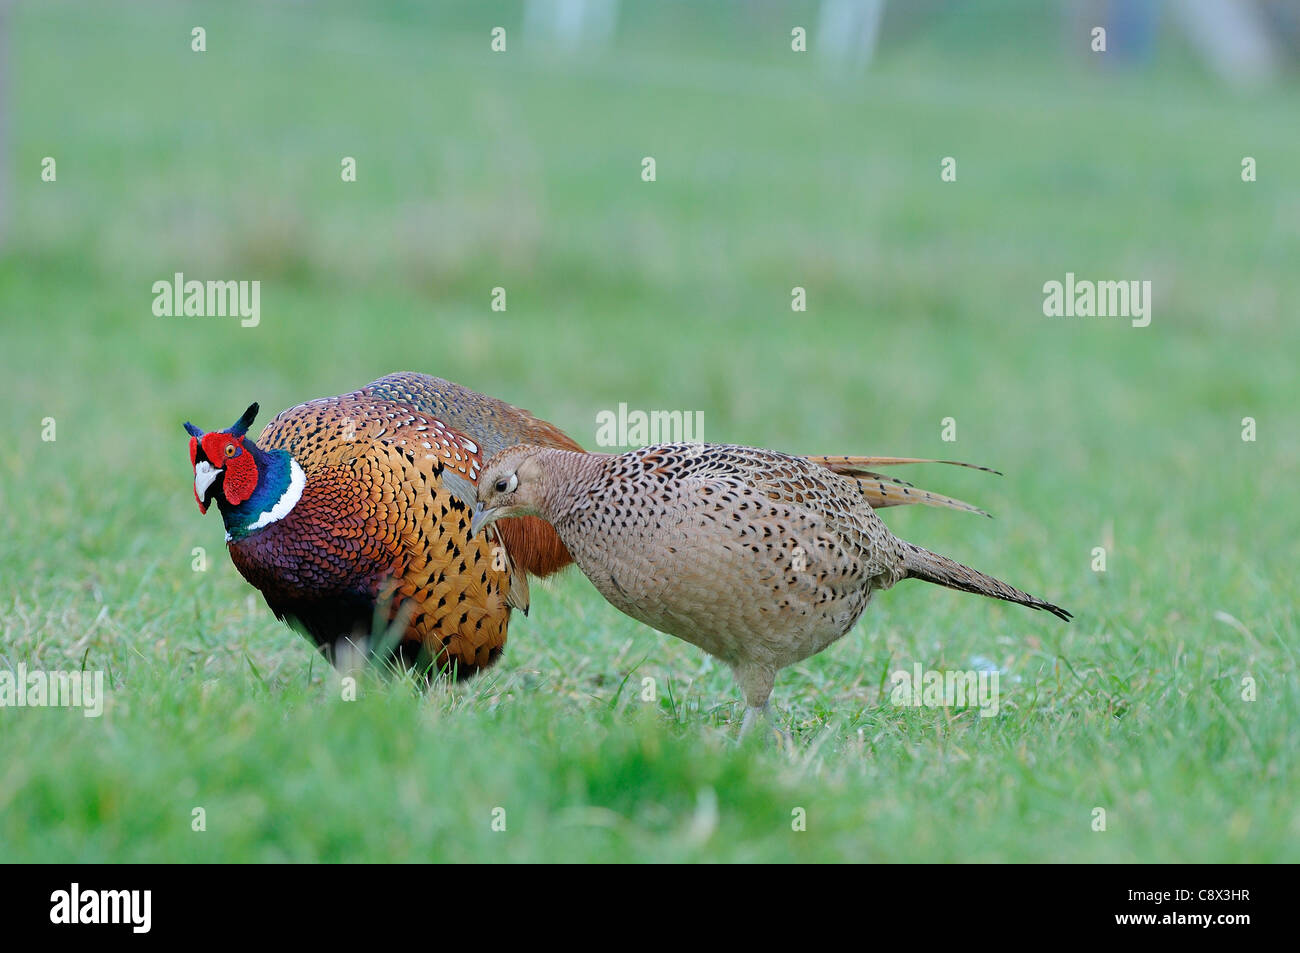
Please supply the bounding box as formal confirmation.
[901,542,1071,621]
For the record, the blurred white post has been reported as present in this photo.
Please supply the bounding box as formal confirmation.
[817,0,887,71]
[1171,0,1279,87]
[525,0,620,52]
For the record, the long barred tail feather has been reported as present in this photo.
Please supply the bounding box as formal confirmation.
[901,542,1072,621]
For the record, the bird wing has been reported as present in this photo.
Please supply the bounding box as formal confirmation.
[632,444,992,517]
[363,372,583,459]
[627,444,900,572]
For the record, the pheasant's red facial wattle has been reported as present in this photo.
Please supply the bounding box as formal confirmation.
[196,432,258,506]
[222,449,258,505]
[189,431,259,512]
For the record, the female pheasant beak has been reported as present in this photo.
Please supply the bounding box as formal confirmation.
[470,466,526,539]
[468,503,496,539]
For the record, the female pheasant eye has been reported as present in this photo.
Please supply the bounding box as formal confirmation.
[494,473,519,494]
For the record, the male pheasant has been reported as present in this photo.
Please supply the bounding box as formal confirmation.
[469,442,1070,732]
[184,373,580,677]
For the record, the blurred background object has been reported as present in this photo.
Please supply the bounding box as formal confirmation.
[817,0,887,71]
[525,0,620,51]
[1170,0,1281,85]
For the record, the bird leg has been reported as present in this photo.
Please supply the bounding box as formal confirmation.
[737,701,794,749]
[767,707,793,750]
[735,663,784,744]
[739,703,766,739]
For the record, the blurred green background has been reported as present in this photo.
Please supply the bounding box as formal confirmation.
[0,0,1296,862]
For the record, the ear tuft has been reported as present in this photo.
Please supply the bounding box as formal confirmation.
[230,402,259,437]
[184,421,204,438]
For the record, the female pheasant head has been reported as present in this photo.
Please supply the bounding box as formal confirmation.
[184,403,305,540]
[470,445,567,538]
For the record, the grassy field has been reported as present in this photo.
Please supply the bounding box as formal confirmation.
[1,0,1297,862]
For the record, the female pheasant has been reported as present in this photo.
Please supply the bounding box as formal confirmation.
[184,373,581,677]
[470,442,1070,733]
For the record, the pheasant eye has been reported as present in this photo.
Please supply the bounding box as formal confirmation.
[224,444,237,458]
[494,478,509,493]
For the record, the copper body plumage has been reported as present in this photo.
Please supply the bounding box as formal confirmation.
[194,373,580,677]
[471,442,1070,733]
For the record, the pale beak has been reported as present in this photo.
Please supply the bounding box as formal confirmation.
[468,503,495,539]
[194,460,221,506]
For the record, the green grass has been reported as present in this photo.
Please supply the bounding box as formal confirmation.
[1,0,1296,862]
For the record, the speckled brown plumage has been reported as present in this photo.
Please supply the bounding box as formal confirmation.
[471,442,1069,730]
[222,373,581,677]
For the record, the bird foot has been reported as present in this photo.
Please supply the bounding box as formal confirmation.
[737,704,792,748]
